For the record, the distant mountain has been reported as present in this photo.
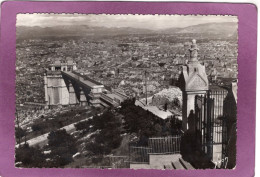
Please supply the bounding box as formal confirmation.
[160,22,237,37]
[16,22,238,40]
[178,22,237,37]
[16,25,154,39]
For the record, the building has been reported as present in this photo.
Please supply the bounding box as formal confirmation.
[44,60,128,108]
[44,60,77,107]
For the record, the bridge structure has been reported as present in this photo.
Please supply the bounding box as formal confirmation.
[44,60,128,108]
[61,71,105,107]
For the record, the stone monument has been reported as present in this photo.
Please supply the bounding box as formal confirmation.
[178,39,209,131]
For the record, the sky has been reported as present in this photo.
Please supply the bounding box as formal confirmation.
[17,14,238,30]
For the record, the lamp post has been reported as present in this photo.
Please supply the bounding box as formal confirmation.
[15,108,21,146]
[144,70,148,105]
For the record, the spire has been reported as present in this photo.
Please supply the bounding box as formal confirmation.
[188,39,199,64]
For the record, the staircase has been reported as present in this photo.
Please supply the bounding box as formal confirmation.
[163,158,194,170]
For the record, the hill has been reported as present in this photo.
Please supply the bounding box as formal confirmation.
[160,22,237,38]
[16,22,238,40]
[16,25,154,40]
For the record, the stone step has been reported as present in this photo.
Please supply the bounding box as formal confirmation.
[99,100,110,107]
[172,160,185,169]
[164,164,174,169]
[179,158,195,169]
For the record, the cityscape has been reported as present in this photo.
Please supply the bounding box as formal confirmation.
[15,14,238,169]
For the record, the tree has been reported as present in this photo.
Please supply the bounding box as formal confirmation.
[15,143,45,168]
[120,99,163,137]
[75,119,92,131]
[31,124,42,132]
[15,127,26,140]
[47,129,77,167]
[164,102,168,111]
[154,123,163,136]
[170,116,182,135]
[86,109,123,155]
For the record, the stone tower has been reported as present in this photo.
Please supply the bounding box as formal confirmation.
[44,60,77,108]
[178,39,209,131]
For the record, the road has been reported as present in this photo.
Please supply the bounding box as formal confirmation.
[15,114,99,148]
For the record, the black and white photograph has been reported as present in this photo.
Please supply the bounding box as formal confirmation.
[15,14,238,169]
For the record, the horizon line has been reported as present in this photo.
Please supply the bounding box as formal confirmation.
[16,21,238,30]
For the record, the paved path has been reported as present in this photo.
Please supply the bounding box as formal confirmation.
[15,115,97,148]
[130,154,195,169]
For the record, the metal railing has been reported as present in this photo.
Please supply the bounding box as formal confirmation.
[148,136,181,154]
[129,136,182,164]
[129,146,152,163]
